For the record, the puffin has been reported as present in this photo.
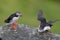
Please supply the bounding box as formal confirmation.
[37,10,59,32]
[4,12,22,31]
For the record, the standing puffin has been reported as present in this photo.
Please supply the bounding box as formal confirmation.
[4,12,22,31]
[37,10,59,32]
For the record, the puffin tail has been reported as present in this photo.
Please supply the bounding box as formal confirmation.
[4,19,9,23]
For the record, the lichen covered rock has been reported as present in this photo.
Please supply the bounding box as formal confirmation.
[1,24,60,40]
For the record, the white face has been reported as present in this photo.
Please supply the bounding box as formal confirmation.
[16,12,22,16]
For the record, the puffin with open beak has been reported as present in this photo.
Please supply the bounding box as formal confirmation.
[4,12,22,31]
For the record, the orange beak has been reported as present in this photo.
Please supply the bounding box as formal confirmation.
[19,14,22,17]
[20,14,22,17]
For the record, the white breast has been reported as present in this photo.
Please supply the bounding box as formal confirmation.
[10,17,19,23]
[37,26,51,32]
[43,26,51,31]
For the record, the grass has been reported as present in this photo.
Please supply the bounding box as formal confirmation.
[0,0,60,34]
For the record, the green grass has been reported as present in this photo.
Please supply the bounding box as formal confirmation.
[0,0,60,34]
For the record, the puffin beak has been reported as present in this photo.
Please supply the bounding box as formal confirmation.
[20,14,22,17]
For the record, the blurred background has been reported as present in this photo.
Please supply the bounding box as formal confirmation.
[0,0,60,34]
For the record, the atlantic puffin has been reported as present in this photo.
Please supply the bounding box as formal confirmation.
[37,10,59,32]
[4,12,22,31]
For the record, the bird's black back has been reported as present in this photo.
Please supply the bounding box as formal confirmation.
[4,13,18,23]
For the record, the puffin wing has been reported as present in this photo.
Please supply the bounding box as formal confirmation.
[37,10,43,20]
[48,19,60,24]
[37,10,47,29]
[37,10,46,23]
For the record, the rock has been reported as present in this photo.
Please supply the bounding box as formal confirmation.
[0,24,60,40]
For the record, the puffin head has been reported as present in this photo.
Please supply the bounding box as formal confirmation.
[16,12,22,17]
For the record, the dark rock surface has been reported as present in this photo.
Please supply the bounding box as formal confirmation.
[0,24,60,40]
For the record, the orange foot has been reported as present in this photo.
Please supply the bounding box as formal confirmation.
[12,22,18,30]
